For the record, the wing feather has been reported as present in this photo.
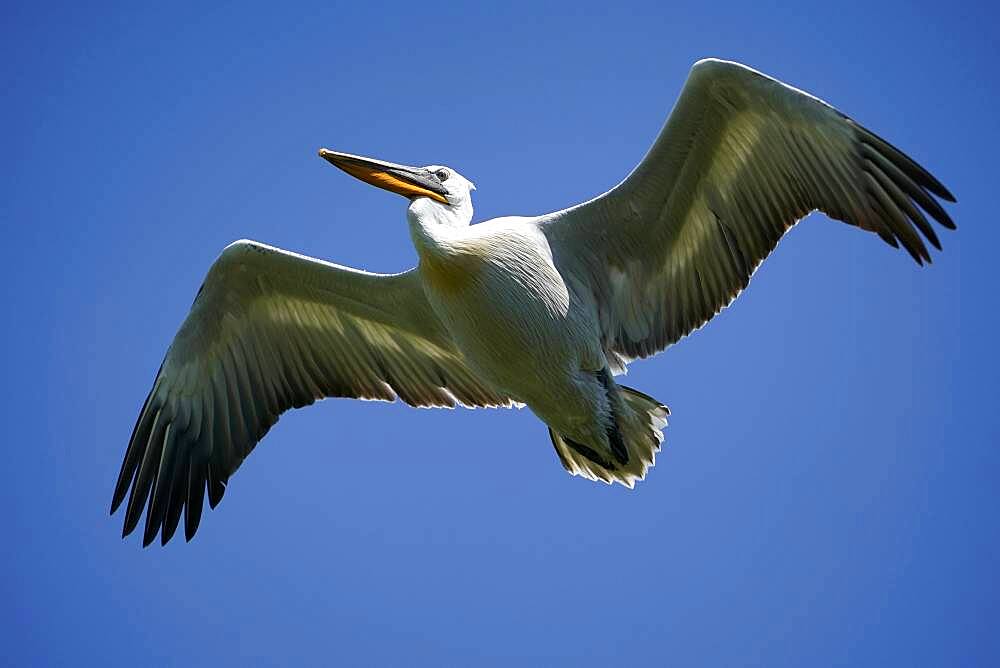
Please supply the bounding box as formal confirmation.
[111,239,511,545]
[539,59,956,361]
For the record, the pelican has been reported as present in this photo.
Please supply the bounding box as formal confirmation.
[111,59,956,546]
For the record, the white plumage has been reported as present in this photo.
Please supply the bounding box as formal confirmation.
[111,59,956,545]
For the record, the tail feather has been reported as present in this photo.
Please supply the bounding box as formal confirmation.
[548,385,669,488]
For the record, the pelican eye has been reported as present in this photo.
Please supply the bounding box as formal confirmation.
[435,169,450,182]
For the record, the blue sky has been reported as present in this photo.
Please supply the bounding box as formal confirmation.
[3,1,996,665]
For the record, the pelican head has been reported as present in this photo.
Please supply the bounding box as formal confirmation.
[318,149,475,226]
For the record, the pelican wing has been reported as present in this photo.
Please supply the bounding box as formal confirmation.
[539,59,955,361]
[111,240,511,545]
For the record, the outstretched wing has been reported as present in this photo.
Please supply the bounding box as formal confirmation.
[111,240,512,546]
[539,59,956,361]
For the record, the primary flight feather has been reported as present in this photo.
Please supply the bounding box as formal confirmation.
[111,59,956,546]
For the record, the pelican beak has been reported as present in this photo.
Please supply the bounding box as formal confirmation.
[318,149,450,204]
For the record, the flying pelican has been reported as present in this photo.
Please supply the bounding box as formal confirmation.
[111,59,956,546]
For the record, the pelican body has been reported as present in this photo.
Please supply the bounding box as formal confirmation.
[111,60,956,546]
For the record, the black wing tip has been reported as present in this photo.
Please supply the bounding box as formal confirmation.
[122,507,143,539]
[119,510,191,547]
[925,198,957,231]
[142,516,160,547]
[923,176,956,203]
[116,493,211,546]
[856,124,958,221]
[914,241,932,265]
[116,496,211,546]
[920,177,955,204]
[115,477,213,546]
[117,510,200,547]
[160,525,177,547]
[207,476,226,509]
[903,246,925,266]
[110,477,133,514]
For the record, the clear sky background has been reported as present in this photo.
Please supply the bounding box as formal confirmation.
[3,1,996,665]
